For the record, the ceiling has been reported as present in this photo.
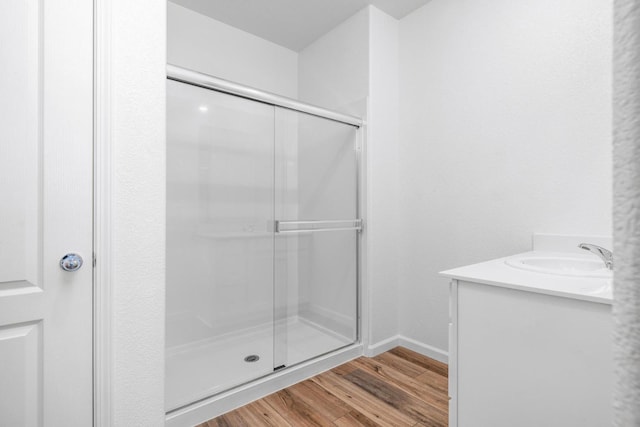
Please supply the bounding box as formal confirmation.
[170,0,431,51]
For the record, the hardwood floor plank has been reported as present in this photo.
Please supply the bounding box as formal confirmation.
[389,347,448,378]
[333,410,383,427]
[372,352,428,378]
[236,399,294,427]
[263,388,335,427]
[287,379,352,421]
[311,370,416,427]
[343,369,447,427]
[414,369,448,394]
[204,409,248,427]
[331,359,360,376]
[201,347,448,427]
[203,418,230,427]
[349,356,448,410]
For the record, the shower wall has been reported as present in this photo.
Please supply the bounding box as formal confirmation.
[165,84,276,350]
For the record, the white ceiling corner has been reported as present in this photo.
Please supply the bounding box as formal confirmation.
[169,0,431,51]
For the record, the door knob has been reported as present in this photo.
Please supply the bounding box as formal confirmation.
[60,253,83,272]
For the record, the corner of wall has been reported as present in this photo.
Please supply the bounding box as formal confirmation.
[297,6,370,116]
[366,6,402,349]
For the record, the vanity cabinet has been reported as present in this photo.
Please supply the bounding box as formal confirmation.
[448,279,612,427]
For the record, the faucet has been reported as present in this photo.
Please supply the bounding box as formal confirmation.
[578,243,613,270]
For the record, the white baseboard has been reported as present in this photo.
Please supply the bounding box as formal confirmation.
[366,335,448,364]
[365,335,401,356]
[397,336,448,364]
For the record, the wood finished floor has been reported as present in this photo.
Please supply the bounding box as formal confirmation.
[199,346,448,427]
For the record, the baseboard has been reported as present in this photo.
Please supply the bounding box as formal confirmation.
[366,335,449,363]
[397,336,448,364]
[365,335,400,356]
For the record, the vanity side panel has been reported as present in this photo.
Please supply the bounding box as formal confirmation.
[449,279,458,427]
[457,281,612,427]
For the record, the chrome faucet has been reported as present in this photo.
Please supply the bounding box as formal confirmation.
[578,243,613,270]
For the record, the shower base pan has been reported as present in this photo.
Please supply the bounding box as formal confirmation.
[165,316,353,413]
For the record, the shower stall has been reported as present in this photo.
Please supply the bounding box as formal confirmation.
[165,66,363,414]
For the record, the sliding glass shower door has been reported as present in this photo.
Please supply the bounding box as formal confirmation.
[274,109,359,369]
[165,77,359,412]
[166,80,276,411]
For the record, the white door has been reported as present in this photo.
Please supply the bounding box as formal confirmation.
[0,1,93,426]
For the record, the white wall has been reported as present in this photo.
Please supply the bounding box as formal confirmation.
[298,7,370,116]
[168,2,298,98]
[398,0,613,355]
[106,0,166,424]
[367,8,400,348]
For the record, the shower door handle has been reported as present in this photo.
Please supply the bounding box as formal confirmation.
[274,219,362,234]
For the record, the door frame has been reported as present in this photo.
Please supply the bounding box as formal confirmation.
[93,0,113,425]
[93,0,168,425]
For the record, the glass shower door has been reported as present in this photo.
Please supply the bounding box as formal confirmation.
[165,73,361,412]
[274,108,360,369]
[165,80,275,411]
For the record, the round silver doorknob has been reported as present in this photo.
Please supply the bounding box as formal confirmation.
[60,253,83,272]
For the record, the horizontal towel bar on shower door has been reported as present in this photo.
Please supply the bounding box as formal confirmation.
[275,219,362,234]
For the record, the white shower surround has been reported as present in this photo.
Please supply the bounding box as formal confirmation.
[613,0,640,424]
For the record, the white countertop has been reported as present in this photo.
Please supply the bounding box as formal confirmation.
[440,250,613,305]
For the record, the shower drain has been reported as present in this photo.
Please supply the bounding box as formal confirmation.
[244,354,260,363]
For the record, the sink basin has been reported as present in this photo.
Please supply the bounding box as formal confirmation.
[505,254,612,278]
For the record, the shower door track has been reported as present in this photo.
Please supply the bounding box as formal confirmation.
[167,64,363,128]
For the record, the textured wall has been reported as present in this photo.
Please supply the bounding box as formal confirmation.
[613,0,640,424]
[398,0,613,356]
[110,0,166,424]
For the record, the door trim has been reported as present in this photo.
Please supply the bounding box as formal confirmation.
[93,0,113,425]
